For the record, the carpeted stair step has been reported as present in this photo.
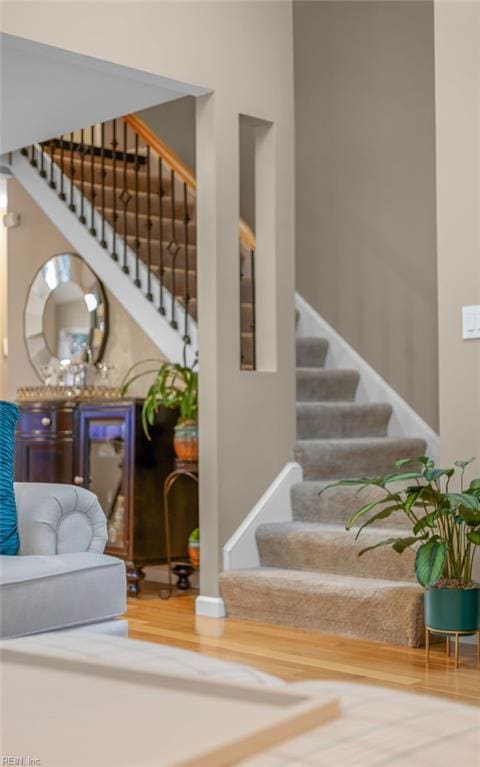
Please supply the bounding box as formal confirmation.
[256,522,416,581]
[219,568,424,646]
[296,337,328,368]
[291,481,411,528]
[151,266,197,298]
[58,148,181,196]
[294,437,426,480]
[296,402,392,439]
[296,369,360,402]
[66,155,167,194]
[81,182,194,219]
[240,332,255,368]
[106,208,197,243]
[126,237,196,264]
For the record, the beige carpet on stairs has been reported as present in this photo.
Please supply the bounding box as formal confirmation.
[220,336,427,646]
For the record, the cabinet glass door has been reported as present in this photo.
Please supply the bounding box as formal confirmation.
[76,404,133,557]
[88,419,127,551]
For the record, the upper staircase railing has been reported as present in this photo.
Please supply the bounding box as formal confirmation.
[123,114,257,252]
[20,114,257,369]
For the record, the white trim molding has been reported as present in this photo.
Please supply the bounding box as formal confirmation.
[295,292,439,461]
[223,462,303,571]
[195,596,226,618]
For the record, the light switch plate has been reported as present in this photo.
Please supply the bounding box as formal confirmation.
[462,305,480,339]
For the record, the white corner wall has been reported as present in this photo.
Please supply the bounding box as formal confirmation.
[1,2,296,601]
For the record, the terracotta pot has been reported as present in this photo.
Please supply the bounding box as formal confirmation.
[173,420,198,461]
[188,541,200,568]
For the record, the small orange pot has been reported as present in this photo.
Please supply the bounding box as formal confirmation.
[173,420,198,462]
[188,541,200,568]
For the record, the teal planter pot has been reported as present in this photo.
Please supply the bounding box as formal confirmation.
[425,587,480,632]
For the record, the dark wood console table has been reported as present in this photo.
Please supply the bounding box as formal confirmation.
[16,398,196,596]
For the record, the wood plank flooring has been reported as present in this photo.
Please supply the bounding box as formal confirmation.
[126,582,480,705]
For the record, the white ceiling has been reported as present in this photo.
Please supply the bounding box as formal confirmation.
[0,33,207,154]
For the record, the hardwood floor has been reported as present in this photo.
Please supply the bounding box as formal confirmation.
[126,582,480,705]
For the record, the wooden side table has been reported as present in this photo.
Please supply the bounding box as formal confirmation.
[159,459,199,599]
[425,626,480,668]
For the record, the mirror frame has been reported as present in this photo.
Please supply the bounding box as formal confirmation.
[24,253,108,380]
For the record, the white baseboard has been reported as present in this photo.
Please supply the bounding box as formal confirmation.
[223,461,303,571]
[295,292,439,461]
[195,596,226,618]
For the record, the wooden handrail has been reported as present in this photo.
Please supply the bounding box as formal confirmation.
[123,113,256,252]
[123,113,196,189]
[239,220,256,251]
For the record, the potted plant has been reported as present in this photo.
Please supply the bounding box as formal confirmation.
[188,527,200,568]
[323,456,480,633]
[121,357,198,461]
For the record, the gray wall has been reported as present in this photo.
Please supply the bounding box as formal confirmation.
[138,96,197,170]
[139,98,256,229]
[294,0,438,430]
[434,2,480,466]
[3,1,296,601]
[434,0,480,576]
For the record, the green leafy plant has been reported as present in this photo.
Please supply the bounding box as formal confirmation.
[121,358,198,439]
[188,527,200,543]
[322,457,480,589]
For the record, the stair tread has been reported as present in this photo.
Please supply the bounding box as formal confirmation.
[296,401,393,437]
[105,206,194,222]
[220,567,424,645]
[294,436,426,480]
[256,521,416,581]
[296,367,359,376]
[295,436,425,447]
[296,337,329,367]
[127,236,196,248]
[296,336,329,345]
[221,567,421,592]
[296,401,391,410]
[290,479,412,528]
[85,181,189,201]
[147,265,197,275]
[291,478,413,496]
[296,368,360,403]
[257,521,410,537]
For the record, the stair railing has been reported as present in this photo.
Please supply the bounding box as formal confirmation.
[124,114,257,369]
[21,113,257,369]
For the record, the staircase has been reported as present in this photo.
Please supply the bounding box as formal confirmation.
[220,336,427,646]
[15,115,257,369]
[14,115,428,646]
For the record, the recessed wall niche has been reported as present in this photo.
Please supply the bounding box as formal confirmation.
[239,114,276,373]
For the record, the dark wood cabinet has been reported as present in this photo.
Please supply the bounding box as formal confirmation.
[16,399,197,595]
[16,403,75,484]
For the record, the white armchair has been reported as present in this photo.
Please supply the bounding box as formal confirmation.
[0,484,127,639]
[15,483,108,556]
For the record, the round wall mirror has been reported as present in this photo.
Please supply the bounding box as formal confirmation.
[25,253,108,379]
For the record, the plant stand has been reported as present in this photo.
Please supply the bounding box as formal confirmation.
[425,626,480,668]
[159,459,199,600]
